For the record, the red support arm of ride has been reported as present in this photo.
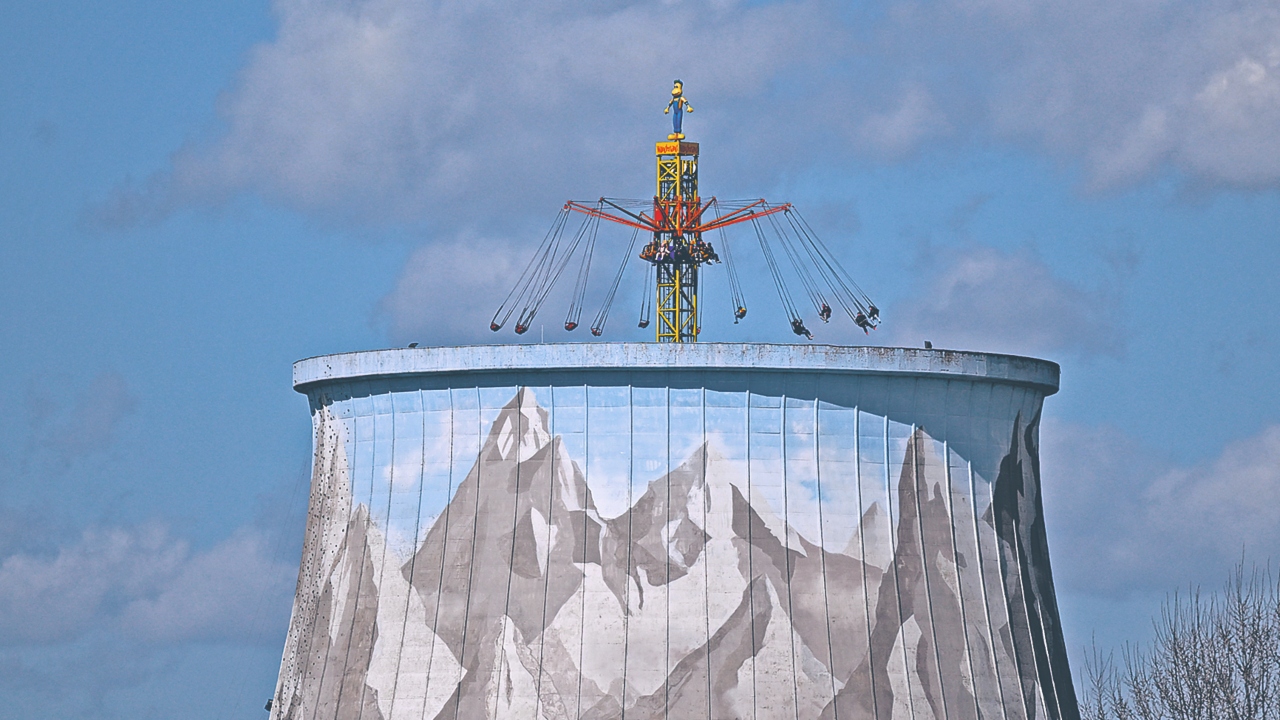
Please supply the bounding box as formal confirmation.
[696,200,792,233]
[564,200,658,232]
[564,198,792,234]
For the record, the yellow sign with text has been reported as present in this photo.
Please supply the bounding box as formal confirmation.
[655,141,699,157]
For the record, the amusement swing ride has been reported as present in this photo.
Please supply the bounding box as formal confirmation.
[490,81,880,343]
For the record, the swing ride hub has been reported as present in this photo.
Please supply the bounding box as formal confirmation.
[487,84,881,343]
[560,142,788,342]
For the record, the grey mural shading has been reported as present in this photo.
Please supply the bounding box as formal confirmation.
[271,344,1078,720]
[991,411,1080,720]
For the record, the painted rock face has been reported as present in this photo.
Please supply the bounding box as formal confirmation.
[271,345,1078,720]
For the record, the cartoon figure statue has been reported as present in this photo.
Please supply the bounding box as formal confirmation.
[664,80,693,140]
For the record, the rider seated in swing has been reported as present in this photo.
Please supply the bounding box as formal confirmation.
[700,240,719,263]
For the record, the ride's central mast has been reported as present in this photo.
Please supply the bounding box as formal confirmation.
[653,139,701,342]
[489,81,882,344]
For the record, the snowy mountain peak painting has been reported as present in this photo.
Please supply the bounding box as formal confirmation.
[274,352,1077,720]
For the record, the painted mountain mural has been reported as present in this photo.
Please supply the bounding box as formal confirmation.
[271,387,1079,720]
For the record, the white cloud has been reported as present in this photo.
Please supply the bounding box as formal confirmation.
[0,526,182,644]
[379,234,524,344]
[1042,419,1280,596]
[99,0,1280,225]
[887,243,1124,357]
[0,525,293,646]
[1184,52,1280,185]
[102,0,841,227]
[858,84,950,158]
[118,529,295,643]
[951,0,1280,189]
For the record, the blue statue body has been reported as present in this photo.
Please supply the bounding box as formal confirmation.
[664,80,693,140]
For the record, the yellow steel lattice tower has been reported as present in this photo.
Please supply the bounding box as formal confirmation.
[492,82,837,344]
[654,141,700,342]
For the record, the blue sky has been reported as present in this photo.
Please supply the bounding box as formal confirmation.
[3,0,1280,716]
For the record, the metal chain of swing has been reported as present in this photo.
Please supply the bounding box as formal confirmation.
[490,199,879,341]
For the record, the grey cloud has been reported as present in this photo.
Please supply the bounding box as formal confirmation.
[856,83,951,158]
[888,243,1124,358]
[1041,419,1280,596]
[119,529,295,642]
[102,0,1280,228]
[102,0,842,228]
[933,0,1280,189]
[23,371,135,471]
[0,525,293,646]
[378,235,525,344]
[0,525,183,644]
[56,372,135,459]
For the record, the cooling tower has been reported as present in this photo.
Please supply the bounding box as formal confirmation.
[271,343,1078,720]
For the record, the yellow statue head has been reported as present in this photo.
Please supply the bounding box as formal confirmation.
[672,80,683,98]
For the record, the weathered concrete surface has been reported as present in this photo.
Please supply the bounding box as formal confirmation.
[293,343,1060,396]
[272,344,1077,720]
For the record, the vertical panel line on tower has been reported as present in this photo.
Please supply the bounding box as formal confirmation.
[288,397,342,720]
[701,386,712,718]
[943,437,984,720]
[622,384,634,719]
[494,388,525,715]
[969,438,1012,720]
[815,399,839,718]
[577,386,591,720]
[323,384,380,720]
[422,391,457,713]
[999,395,1035,719]
[534,386,558,717]
[745,388,758,720]
[852,408,880,720]
[663,384,671,718]
[782,394,800,718]
[884,416,918,720]
[910,423,951,720]
[450,388,485,720]
[385,389,429,719]
[355,391,400,720]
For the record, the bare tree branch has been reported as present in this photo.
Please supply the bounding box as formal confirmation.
[1085,561,1280,720]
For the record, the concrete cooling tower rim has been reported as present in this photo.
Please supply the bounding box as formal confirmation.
[293,343,1059,395]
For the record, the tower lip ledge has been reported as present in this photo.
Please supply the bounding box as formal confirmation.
[293,343,1059,396]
